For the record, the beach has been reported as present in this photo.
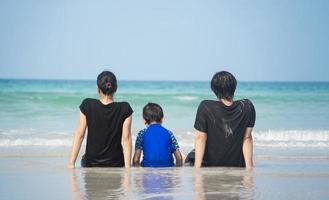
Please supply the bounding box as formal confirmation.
[1,150,328,200]
[1,80,329,199]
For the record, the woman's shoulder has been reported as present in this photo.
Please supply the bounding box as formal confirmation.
[79,98,98,115]
[81,98,98,105]
[116,101,133,116]
[116,101,131,108]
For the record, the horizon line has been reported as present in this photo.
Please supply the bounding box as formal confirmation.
[0,77,329,83]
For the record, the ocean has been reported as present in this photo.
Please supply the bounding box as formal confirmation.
[1,79,328,151]
[0,79,329,199]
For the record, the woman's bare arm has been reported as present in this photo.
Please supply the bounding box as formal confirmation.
[122,116,132,168]
[68,111,87,168]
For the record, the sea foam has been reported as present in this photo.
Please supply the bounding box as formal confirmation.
[174,96,198,101]
[253,129,329,148]
[0,129,328,148]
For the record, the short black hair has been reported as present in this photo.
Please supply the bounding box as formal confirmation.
[211,71,237,100]
[143,102,164,124]
[97,71,117,95]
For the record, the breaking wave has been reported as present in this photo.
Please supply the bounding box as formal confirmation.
[0,129,328,148]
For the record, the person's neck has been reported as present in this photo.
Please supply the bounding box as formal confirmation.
[99,95,113,105]
[147,122,161,127]
[220,98,233,106]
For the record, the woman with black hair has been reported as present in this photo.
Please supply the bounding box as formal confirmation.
[68,71,133,168]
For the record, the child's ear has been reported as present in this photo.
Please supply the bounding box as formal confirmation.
[144,120,147,125]
[161,117,164,123]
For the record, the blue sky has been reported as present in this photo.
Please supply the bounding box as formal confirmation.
[0,0,328,81]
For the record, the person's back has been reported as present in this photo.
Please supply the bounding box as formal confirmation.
[193,71,256,168]
[133,103,183,167]
[195,99,255,166]
[80,99,132,167]
[140,123,176,167]
[68,71,133,168]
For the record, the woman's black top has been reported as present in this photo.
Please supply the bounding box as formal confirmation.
[79,98,133,167]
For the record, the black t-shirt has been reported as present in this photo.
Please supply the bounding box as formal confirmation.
[194,99,256,167]
[79,98,133,167]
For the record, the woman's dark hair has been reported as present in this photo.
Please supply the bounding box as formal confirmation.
[211,71,237,100]
[97,71,117,95]
[143,102,164,124]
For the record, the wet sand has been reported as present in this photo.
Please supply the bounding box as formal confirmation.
[1,150,329,200]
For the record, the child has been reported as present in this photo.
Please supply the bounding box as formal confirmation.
[133,103,183,167]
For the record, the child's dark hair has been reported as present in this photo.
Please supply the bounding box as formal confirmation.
[97,71,117,95]
[211,71,237,100]
[143,102,164,124]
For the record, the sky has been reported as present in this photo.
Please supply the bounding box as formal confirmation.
[0,0,328,81]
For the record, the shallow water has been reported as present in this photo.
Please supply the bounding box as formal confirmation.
[0,155,328,200]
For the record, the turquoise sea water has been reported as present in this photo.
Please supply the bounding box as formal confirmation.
[1,79,329,200]
[0,79,329,151]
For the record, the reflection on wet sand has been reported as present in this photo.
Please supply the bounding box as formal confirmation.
[69,169,83,200]
[194,168,254,200]
[133,168,181,200]
[69,167,253,200]
[69,168,131,200]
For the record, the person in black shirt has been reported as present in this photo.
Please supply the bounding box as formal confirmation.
[68,71,133,168]
[192,71,256,168]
